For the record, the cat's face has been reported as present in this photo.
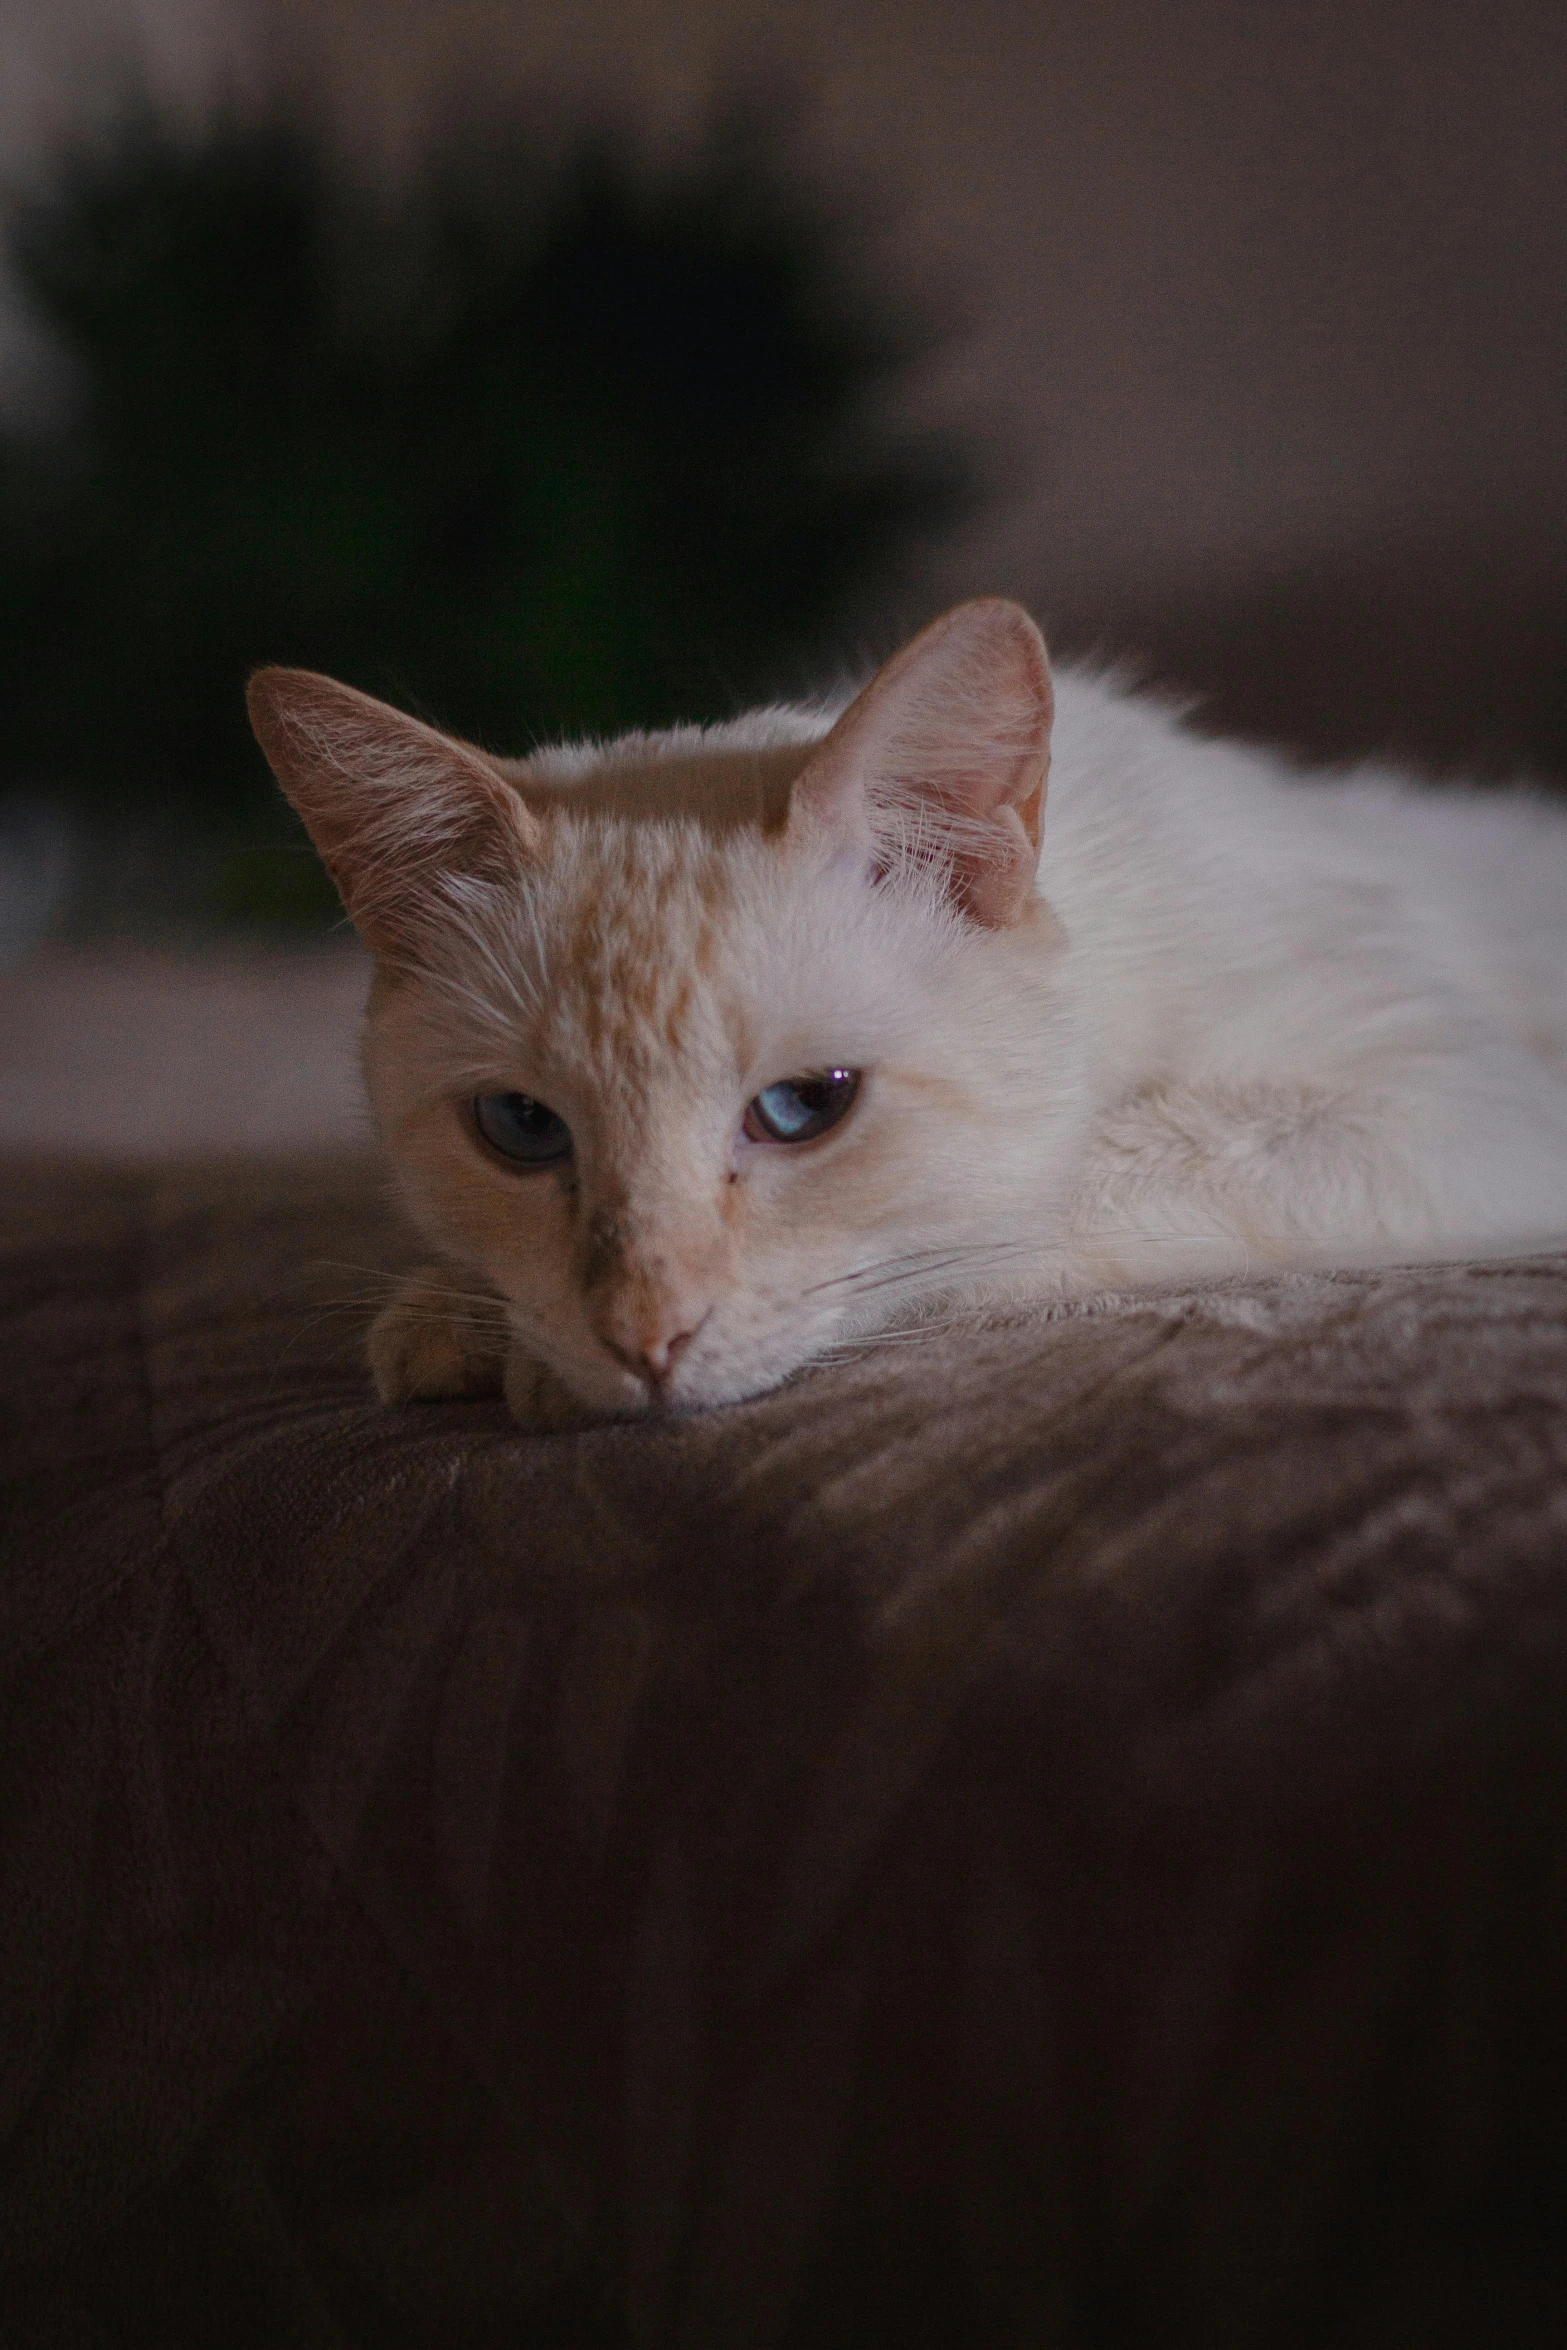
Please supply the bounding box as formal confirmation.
[251,598,1071,1417]
[363,797,1076,1414]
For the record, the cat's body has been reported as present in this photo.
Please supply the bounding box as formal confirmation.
[247,601,1567,1427]
[989,670,1567,1269]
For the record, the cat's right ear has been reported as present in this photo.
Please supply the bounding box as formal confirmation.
[247,668,538,959]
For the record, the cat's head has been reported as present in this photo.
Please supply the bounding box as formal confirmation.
[250,599,1080,1417]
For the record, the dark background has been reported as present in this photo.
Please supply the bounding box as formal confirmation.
[0,0,1563,1148]
[1,0,1563,786]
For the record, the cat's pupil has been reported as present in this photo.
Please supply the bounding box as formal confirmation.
[747,1068,861,1144]
[473,1091,572,1165]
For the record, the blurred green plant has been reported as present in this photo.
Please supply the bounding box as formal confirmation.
[0,97,964,922]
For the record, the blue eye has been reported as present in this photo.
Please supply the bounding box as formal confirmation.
[473,1092,573,1165]
[744,1068,861,1145]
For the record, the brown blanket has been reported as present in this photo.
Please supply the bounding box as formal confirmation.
[3,1156,1567,2347]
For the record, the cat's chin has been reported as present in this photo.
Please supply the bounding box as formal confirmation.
[504,1339,799,1430]
[502,1346,709,1430]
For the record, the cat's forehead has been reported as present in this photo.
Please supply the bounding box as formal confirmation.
[527,814,808,1073]
[500,706,832,834]
[414,707,953,1087]
[496,714,855,1067]
[542,816,752,977]
[421,794,928,1101]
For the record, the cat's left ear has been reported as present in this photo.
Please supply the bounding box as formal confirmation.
[787,598,1053,927]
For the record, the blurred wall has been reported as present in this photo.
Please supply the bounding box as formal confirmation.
[2,0,1564,770]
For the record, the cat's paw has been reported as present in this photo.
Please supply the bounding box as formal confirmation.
[502,1345,595,1432]
[368,1265,509,1403]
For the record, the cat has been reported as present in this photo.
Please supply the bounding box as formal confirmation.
[247,597,1567,1428]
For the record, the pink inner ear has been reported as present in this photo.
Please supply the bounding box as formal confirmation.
[789,598,1054,928]
[950,803,1041,926]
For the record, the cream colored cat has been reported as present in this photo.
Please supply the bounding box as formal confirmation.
[248,598,1567,1427]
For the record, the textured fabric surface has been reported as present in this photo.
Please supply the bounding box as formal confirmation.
[3,1155,1567,2347]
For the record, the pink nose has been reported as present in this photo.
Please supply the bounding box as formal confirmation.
[596,1306,710,1390]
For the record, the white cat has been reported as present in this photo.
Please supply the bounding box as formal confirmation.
[248,598,1567,1426]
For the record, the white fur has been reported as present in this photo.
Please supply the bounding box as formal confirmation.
[491,665,1567,1298]
[253,622,1567,1421]
[1037,672,1567,1276]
